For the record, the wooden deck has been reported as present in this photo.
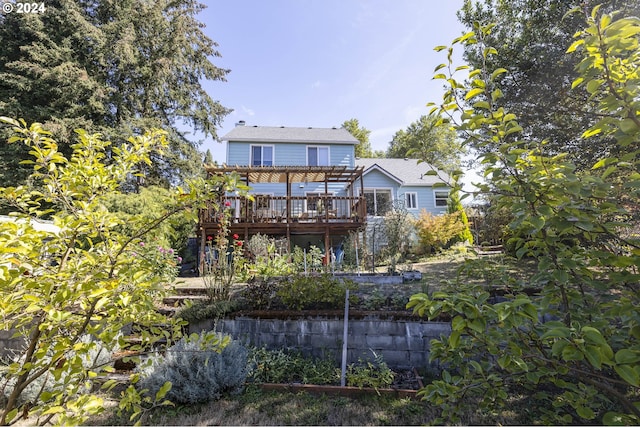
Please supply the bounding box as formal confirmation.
[198,166,367,259]
[199,194,366,239]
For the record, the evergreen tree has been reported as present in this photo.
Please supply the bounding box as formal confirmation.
[204,149,215,165]
[0,0,230,188]
[0,0,106,185]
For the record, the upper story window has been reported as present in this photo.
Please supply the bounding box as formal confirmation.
[405,192,418,209]
[307,146,329,166]
[434,190,449,207]
[251,145,273,166]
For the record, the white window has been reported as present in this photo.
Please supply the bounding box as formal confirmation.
[307,146,329,166]
[434,190,449,207]
[364,189,392,216]
[405,192,418,209]
[251,145,273,166]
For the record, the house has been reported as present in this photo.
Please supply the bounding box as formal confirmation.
[356,158,450,218]
[198,123,450,261]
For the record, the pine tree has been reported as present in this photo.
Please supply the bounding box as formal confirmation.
[0,0,230,188]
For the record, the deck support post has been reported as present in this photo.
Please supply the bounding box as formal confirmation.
[199,226,206,276]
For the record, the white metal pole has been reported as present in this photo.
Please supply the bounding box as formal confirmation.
[340,289,350,387]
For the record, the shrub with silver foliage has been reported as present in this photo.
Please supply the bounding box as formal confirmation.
[136,332,248,404]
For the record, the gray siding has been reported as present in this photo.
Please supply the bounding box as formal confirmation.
[361,169,400,194]
[362,170,448,217]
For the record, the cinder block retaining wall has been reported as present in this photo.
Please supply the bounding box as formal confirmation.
[0,329,26,359]
[190,317,451,370]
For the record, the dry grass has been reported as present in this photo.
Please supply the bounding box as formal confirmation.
[90,386,442,426]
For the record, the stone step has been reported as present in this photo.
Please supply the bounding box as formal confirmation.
[172,286,208,296]
[162,294,208,306]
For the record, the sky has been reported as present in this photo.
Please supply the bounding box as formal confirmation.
[197,0,468,164]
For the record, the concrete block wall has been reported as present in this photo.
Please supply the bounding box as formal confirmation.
[190,316,451,370]
[0,329,26,360]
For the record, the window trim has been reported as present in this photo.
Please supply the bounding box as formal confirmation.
[405,192,418,209]
[250,144,274,167]
[306,145,330,167]
[434,190,449,207]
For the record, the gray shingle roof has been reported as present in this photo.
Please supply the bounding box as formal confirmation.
[221,125,359,145]
[355,158,450,186]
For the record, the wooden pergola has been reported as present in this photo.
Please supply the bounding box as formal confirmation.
[198,165,366,264]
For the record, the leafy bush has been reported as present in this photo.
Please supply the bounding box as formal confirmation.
[381,204,413,274]
[291,245,325,273]
[247,347,338,385]
[277,274,359,310]
[240,278,284,310]
[176,299,240,324]
[446,190,474,246]
[414,211,466,253]
[100,186,194,261]
[346,352,395,390]
[136,332,247,404]
[0,121,196,425]
[241,234,296,279]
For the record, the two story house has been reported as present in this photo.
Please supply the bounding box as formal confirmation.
[198,122,450,260]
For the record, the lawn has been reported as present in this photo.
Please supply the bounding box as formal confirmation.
[89,384,520,426]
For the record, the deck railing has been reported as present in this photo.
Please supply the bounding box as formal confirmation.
[200,195,366,225]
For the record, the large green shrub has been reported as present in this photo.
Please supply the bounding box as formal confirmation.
[277,274,358,310]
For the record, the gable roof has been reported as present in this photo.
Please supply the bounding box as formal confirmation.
[221,125,359,145]
[355,158,450,186]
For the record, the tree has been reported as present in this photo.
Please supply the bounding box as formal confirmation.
[99,186,195,260]
[0,117,248,425]
[410,6,640,424]
[457,0,639,169]
[341,118,373,158]
[0,1,106,186]
[446,190,474,245]
[382,201,413,274]
[386,114,463,174]
[0,0,230,188]
[204,149,215,165]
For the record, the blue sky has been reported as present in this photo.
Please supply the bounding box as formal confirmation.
[197,0,467,163]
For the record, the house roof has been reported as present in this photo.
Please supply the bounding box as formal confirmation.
[221,125,359,145]
[355,158,450,186]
